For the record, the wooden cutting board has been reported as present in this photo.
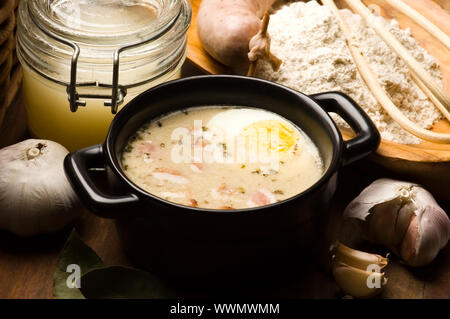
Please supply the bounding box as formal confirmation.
[186,0,450,197]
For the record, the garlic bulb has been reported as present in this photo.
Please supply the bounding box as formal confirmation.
[0,139,80,237]
[344,179,450,267]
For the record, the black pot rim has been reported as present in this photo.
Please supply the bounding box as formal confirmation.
[104,75,343,214]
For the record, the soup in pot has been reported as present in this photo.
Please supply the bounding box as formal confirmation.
[121,106,324,209]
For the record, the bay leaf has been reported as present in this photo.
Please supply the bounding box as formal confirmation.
[80,266,176,299]
[53,229,104,299]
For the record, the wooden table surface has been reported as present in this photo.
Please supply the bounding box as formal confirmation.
[0,61,449,299]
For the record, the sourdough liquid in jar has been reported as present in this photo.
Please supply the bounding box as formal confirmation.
[17,0,191,150]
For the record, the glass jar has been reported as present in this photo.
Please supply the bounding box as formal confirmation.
[17,0,191,151]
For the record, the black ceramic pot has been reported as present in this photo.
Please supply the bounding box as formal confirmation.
[64,75,380,280]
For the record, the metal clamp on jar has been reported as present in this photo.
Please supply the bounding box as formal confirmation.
[17,0,191,150]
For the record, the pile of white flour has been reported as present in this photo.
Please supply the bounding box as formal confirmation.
[256,0,444,144]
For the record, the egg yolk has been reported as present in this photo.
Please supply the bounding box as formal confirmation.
[241,120,299,156]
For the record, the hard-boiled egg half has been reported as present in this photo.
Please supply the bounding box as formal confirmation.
[206,108,301,161]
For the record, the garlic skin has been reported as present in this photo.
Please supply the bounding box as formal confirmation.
[0,140,80,237]
[344,179,450,267]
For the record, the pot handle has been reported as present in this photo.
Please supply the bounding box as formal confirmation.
[311,92,380,166]
[64,145,139,218]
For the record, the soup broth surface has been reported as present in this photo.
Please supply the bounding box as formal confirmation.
[122,106,324,209]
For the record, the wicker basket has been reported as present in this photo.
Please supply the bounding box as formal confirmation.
[0,0,22,127]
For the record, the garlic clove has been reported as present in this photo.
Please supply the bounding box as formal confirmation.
[331,242,388,270]
[400,214,420,266]
[331,261,388,299]
[401,193,450,267]
[394,200,416,249]
[366,198,404,248]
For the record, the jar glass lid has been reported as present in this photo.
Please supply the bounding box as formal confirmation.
[28,0,182,45]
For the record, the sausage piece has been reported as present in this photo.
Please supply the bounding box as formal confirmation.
[197,0,277,69]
